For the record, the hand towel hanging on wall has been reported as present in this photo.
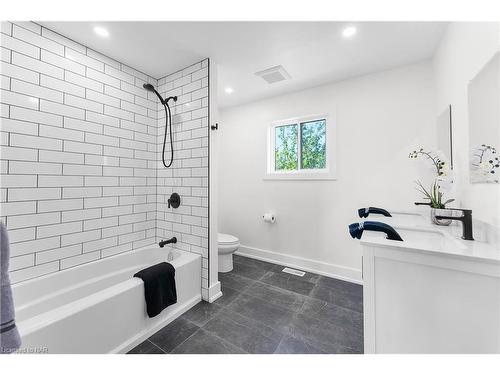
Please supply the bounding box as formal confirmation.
[0,222,22,354]
[134,262,177,318]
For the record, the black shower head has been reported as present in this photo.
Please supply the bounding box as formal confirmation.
[143,83,165,104]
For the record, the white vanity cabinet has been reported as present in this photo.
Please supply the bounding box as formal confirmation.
[361,225,500,353]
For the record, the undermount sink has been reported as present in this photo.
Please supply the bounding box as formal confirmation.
[398,227,467,252]
[362,226,467,253]
[379,211,428,226]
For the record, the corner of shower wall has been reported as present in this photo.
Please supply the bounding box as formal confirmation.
[155,58,211,300]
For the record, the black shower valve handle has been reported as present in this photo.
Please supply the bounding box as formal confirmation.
[211,123,219,131]
[168,192,181,209]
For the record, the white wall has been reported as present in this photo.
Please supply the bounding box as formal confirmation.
[433,22,500,226]
[218,62,436,281]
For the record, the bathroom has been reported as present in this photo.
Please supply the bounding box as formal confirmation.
[1,1,500,372]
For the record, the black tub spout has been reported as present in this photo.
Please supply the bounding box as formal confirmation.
[159,237,177,248]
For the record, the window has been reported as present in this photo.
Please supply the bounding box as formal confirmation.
[275,124,298,171]
[266,114,336,180]
[300,119,326,169]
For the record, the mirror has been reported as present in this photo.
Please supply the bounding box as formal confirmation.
[468,51,500,184]
[437,104,453,169]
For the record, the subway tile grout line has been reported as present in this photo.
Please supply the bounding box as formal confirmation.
[8,22,156,84]
[2,110,206,148]
[4,46,207,102]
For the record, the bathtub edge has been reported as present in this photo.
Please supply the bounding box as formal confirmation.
[111,294,202,354]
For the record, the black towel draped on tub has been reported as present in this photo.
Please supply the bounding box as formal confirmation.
[134,262,177,318]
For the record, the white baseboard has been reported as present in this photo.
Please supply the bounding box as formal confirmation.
[206,281,222,303]
[237,244,363,285]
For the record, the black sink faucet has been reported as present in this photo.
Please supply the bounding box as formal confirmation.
[348,221,403,241]
[159,237,177,247]
[434,209,474,241]
[414,202,432,206]
[358,207,392,218]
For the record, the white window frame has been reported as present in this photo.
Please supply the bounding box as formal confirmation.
[265,112,337,180]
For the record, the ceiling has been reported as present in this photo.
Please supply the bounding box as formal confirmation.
[41,22,447,108]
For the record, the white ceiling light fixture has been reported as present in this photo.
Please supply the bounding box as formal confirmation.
[224,87,234,94]
[93,26,109,38]
[342,26,357,38]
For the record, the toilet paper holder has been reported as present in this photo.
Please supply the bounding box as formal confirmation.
[263,213,276,223]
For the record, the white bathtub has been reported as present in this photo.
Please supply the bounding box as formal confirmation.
[12,246,201,354]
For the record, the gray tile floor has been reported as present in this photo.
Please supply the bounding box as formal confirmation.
[127,255,363,354]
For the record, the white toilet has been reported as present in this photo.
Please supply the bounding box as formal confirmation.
[218,233,240,273]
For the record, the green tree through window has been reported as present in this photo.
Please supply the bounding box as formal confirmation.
[274,119,326,171]
[275,124,298,170]
[301,119,326,169]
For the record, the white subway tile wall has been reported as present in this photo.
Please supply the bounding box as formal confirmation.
[156,59,209,299]
[0,22,210,284]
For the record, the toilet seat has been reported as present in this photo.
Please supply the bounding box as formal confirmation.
[218,233,239,245]
[217,233,240,273]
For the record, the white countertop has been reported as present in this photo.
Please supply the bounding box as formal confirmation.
[359,210,500,264]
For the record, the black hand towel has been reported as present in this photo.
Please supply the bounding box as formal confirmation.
[134,262,177,318]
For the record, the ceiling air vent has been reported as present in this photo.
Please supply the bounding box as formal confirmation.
[255,65,291,84]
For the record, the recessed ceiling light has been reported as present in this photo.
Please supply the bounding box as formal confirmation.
[94,26,109,38]
[224,87,234,94]
[342,26,357,38]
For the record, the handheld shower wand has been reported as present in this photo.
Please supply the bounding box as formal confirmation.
[143,83,177,168]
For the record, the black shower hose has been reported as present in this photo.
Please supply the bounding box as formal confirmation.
[162,102,174,168]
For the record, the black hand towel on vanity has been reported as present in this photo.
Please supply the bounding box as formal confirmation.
[134,262,177,318]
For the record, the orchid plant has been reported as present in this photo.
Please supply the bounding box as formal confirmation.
[409,147,454,209]
[415,180,455,209]
[408,148,448,177]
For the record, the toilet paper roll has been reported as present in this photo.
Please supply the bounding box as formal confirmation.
[263,213,276,223]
